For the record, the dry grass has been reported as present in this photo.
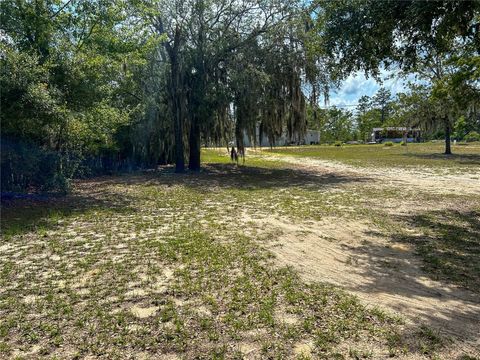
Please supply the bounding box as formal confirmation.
[1,144,479,359]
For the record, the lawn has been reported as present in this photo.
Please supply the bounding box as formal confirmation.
[264,142,480,172]
[1,143,479,359]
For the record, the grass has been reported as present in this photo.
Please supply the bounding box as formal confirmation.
[252,143,480,294]
[0,182,404,358]
[264,142,480,172]
[393,209,480,292]
[1,143,479,358]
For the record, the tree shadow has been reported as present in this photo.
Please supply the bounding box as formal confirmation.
[393,209,480,292]
[344,209,480,344]
[1,163,478,354]
[401,152,480,165]
[1,163,368,237]
[1,187,137,238]
[84,162,370,191]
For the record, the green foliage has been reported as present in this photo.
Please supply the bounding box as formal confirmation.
[1,138,70,193]
[1,0,330,187]
[384,141,394,147]
[313,0,479,75]
[2,0,479,191]
[334,141,342,147]
[454,116,468,140]
[354,88,397,142]
[464,131,480,142]
[0,0,156,192]
[372,87,392,123]
[312,0,480,155]
[312,107,355,143]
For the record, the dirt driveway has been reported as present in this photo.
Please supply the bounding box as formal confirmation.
[250,154,480,355]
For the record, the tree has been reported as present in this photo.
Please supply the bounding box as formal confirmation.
[152,0,326,171]
[313,0,479,75]
[311,0,480,154]
[356,95,371,117]
[414,46,480,154]
[356,109,381,143]
[355,95,378,142]
[372,88,392,124]
[389,85,431,142]
[317,107,355,143]
[0,0,153,190]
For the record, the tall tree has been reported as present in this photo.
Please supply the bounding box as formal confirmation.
[152,0,323,171]
[312,0,480,154]
[1,0,154,190]
[372,87,392,124]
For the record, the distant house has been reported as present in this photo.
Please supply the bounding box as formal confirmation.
[371,127,421,143]
[241,126,320,147]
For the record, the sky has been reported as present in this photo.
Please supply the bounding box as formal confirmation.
[325,70,415,110]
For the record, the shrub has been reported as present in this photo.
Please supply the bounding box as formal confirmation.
[334,141,342,147]
[1,137,71,194]
[384,141,394,147]
[464,131,480,142]
[400,141,407,146]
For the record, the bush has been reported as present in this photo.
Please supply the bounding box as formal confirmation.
[464,131,480,142]
[1,137,70,194]
[384,141,394,147]
[334,141,342,147]
[400,141,407,146]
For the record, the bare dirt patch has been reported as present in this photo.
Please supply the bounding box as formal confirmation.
[259,153,480,196]
[2,149,478,359]
[293,340,314,357]
[130,305,159,318]
[246,154,480,356]
[263,218,480,342]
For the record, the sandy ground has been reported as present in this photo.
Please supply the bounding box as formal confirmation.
[261,153,480,196]
[248,154,480,355]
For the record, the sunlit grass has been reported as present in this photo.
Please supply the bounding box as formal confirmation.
[1,144,478,358]
[0,178,406,358]
[263,142,480,171]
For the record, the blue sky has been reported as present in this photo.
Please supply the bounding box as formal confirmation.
[325,70,414,109]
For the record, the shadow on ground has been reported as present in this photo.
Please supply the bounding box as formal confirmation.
[346,209,480,344]
[402,152,480,165]
[1,187,137,238]
[84,162,370,190]
[395,209,480,292]
[1,163,368,237]
[1,163,479,355]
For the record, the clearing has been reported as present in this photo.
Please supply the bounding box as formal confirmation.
[1,143,479,359]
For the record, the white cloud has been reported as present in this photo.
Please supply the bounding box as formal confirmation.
[324,70,416,109]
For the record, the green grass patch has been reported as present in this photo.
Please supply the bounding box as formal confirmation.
[1,146,477,358]
[264,142,480,171]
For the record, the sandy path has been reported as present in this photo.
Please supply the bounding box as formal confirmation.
[248,154,480,354]
[258,153,480,196]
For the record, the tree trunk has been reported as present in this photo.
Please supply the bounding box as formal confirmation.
[171,62,185,172]
[173,110,185,172]
[189,117,201,171]
[444,118,452,155]
[188,17,205,172]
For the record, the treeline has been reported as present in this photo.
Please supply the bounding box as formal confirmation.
[1,0,479,193]
[1,0,331,192]
[310,87,480,144]
[1,1,158,192]
[316,0,479,154]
